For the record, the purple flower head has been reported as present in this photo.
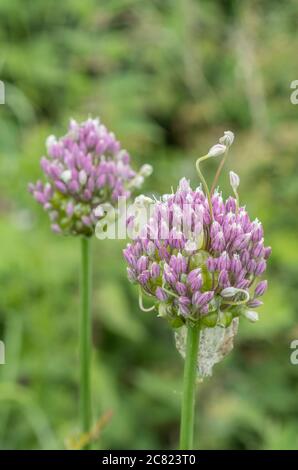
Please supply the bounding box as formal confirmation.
[29,117,152,236]
[124,132,271,327]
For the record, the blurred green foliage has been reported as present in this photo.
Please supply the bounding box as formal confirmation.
[0,0,298,450]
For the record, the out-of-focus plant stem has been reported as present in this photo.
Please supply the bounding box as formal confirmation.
[0,315,23,444]
[80,237,92,448]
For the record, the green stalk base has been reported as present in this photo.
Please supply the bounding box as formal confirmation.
[179,324,200,450]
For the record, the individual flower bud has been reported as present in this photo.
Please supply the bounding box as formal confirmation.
[206,257,217,272]
[230,254,242,275]
[229,171,240,191]
[218,269,229,287]
[247,299,263,308]
[179,177,191,192]
[254,280,268,297]
[252,241,264,258]
[134,195,154,208]
[212,231,225,252]
[225,196,237,212]
[79,169,87,186]
[220,287,239,297]
[200,291,214,306]
[236,279,250,289]
[66,202,74,217]
[218,251,230,270]
[139,164,153,177]
[251,219,263,242]
[137,255,148,273]
[150,262,160,279]
[219,130,234,147]
[55,181,67,193]
[229,222,242,240]
[46,135,57,151]
[178,297,191,317]
[208,144,227,157]
[33,191,46,205]
[176,253,187,274]
[238,210,250,230]
[200,304,209,316]
[163,265,177,285]
[133,241,142,257]
[244,310,259,322]
[187,269,202,291]
[255,259,267,276]
[191,291,200,306]
[123,248,137,268]
[247,259,257,273]
[264,246,272,259]
[176,282,187,296]
[69,180,80,192]
[61,170,72,183]
[192,291,214,307]
[127,267,136,283]
[51,223,62,233]
[138,270,150,285]
[240,249,250,266]
[210,220,221,238]
[156,287,168,302]
[146,241,156,256]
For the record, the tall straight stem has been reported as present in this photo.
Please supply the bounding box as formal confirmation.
[80,237,92,442]
[179,324,200,450]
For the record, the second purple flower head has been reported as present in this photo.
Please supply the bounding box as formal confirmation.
[29,117,152,236]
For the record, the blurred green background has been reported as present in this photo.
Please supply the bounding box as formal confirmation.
[0,0,298,450]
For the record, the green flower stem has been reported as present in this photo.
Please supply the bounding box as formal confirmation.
[232,188,240,214]
[138,286,155,312]
[196,154,213,220]
[80,237,92,446]
[210,148,229,195]
[179,323,200,450]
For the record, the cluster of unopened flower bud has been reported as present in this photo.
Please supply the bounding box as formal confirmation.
[29,117,152,236]
[124,172,271,328]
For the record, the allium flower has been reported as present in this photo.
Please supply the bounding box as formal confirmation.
[123,130,271,449]
[123,134,271,330]
[29,117,152,236]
